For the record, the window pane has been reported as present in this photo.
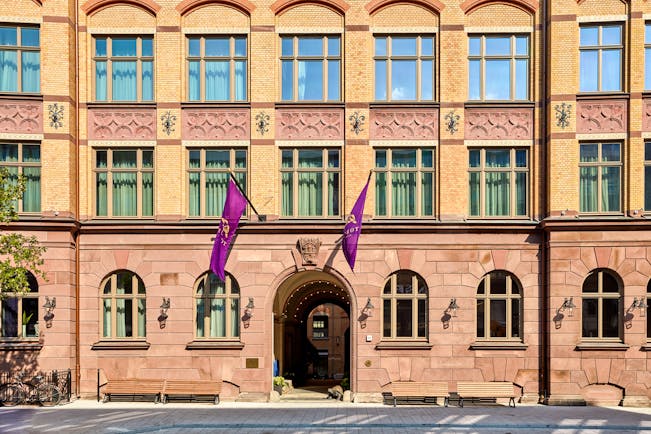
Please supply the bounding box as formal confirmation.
[281,37,293,56]
[328,172,339,216]
[96,172,107,216]
[298,149,322,167]
[1,298,17,337]
[476,298,485,337]
[396,273,412,294]
[210,299,226,337]
[421,37,433,56]
[421,60,433,100]
[141,37,153,57]
[601,49,621,91]
[396,299,413,337]
[328,60,340,100]
[511,298,520,338]
[485,172,509,216]
[298,37,322,56]
[485,59,510,100]
[95,38,107,56]
[421,172,433,216]
[375,60,387,100]
[647,24,651,44]
[392,37,416,56]
[580,144,598,162]
[205,38,229,57]
[383,299,391,337]
[583,298,600,337]
[602,143,620,161]
[281,173,292,216]
[298,60,322,100]
[0,51,18,92]
[95,61,107,100]
[281,60,293,100]
[469,172,480,216]
[515,172,527,216]
[112,38,137,56]
[490,272,507,294]
[645,166,651,210]
[189,172,200,216]
[21,28,39,47]
[327,37,340,56]
[422,149,433,167]
[392,149,416,167]
[102,299,111,337]
[417,299,426,338]
[646,49,651,90]
[601,166,620,212]
[580,27,599,46]
[376,171,386,216]
[375,37,387,56]
[580,167,598,212]
[580,50,598,92]
[392,172,416,216]
[112,61,137,100]
[602,298,619,338]
[515,59,528,100]
[188,37,200,57]
[328,150,339,168]
[469,37,480,56]
[22,167,40,212]
[235,61,246,101]
[602,26,621,45]
[468,59,480,100]
[469,149,480,167]
[515,36,528,55]
[602,272,619,293]
[0,27,17,46]
[485,37,510,56]
[0,144,18,162]
[489,299,507,337]
[391,60,416,100]
[235,37,247,57]
[205,61,229,100]
[141,61,153,101]
[485,149,510,167]
[188,61,200,101]
[515,149,527,167]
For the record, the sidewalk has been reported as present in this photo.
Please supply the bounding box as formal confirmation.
[0,399,650,433]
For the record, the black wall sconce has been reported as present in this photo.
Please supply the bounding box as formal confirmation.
[441,298,459,329]
[358,298,374,329]
[158,297,170,329]
[43,296,56,328]
[553,297,576,329]
[242,297,254,328]
[628,297,647,317]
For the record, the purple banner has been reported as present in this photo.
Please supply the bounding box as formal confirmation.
[342,177,370,271]
[210,179,247,280]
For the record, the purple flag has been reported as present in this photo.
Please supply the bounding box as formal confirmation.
[342,176,370,271]
[210,179,247,280]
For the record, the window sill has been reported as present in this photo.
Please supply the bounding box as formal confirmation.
[91,340,150,350]
[575,342,629,351]
[181,102,251,109]
[375,341,432,350]
[0,341,42,351]
[86,102,157,109]
[464,101,535,109]
[576,92,629,101]
[186,340,244,350]
[0,93,43,101]
[369,101,440,109]
[640,344,651,351]
[275,102,345,109]
[469,341,527,350]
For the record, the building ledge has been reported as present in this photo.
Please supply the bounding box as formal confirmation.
[375,341,432,350]
[186,340,244,350]
[639,344,651,351]
[469,341,528,350]
[0,341,42,351]
[575,92,629,101]
[91,340,150,350]
[575,342,629,351]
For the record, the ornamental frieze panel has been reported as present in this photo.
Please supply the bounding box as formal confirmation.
[88,109,156,140]
[577,100,627,134]
[464,108,532,140]
[370,109,438,140]
[183,108,250,140]
[276,109,343,140]
[0,100,42,134]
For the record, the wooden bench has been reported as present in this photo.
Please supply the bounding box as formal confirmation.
[456,382,516,407]
[390,381,449,407]
[102,379,164,403]
[162,380,221,404]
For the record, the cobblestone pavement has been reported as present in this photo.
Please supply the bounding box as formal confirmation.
[0,400,650,433]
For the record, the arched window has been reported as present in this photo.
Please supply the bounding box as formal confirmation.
[0,272,38,339]
[582,269,620,339]
[101,270,146,339]
[194,272,240,339]
[381,270,427,339]
[476,271,522,340]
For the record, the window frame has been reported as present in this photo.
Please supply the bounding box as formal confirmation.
[468,147,529,218]
[468,33,530,101]
[92,35,154,102]
[645,22,651,90]
[193,272,240,340]
[186,34,248,102]
[280,34,341,102]
[312,314,328,339]
[280,147,341,219]
[0,272,38,340]
[0,24,40,94]
[581,269,622,341]
[0,142,41,213]
[93,147,155,219]
[373,34,436,102]
[381,270,428,341]
[100,270,146,340]
[578,141,622,214]
[647,279,651,341]
[579,23,623,93]
[475,271,522,342]
[374,147,436,219]
[645,142,651,211]
[187,147,247,218]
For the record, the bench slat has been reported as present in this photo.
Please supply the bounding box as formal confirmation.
[162,380,221,405]
[456,382,516,408]
[390,382,449,407]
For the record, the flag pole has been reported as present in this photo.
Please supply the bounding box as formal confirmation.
[228,171,264,221]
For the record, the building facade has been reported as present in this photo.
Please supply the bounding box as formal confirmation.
[0,0,650,406]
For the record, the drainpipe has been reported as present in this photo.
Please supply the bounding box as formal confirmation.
[74,0,81,398]
[540,0,549,404]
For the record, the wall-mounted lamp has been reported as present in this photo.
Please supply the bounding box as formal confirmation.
[628,297,647,317]
[446,298,459,318]
[558,297,576,318]
[359,298,374,329]
[158,297,170,329]
[242,297,255,328]
[42,296,56,328]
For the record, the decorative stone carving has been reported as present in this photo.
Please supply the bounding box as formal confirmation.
[298,238,321,266]
[577,100,626,134]
[641,99,651,132]
[370,109,438,140]
[277,109,343,140]
[48,103,64,130]
[465,108,532,140]
[88,109,156,140]
[183,108,250,140]
[0,100,42,134]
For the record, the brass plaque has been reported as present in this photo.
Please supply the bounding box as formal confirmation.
[246,358,259,368]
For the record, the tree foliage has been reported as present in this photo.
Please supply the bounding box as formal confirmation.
[0,167,46,297]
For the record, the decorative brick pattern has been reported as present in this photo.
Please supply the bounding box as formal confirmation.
[88,108,156,140]
[276,109,343,140]
[370,108,439,140]
[182,108,250,140]
[464,108,533,140]
[576,100,627,134]
[0,100,42,134]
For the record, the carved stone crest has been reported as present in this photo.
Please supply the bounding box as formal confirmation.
[298,238,322,265]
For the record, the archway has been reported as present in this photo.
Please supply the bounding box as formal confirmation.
[273,270,351,394]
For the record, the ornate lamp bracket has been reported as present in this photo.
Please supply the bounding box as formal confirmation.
[349,111,365,135]
[48,103,64,129]
[161,111,176,136]
[444,110,460,134]
[555,103,572,129]
[256,111,270,136]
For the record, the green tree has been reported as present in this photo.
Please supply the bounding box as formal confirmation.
[0,167,46,296]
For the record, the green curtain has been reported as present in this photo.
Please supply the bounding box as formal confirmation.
[210,299,225,337]
[485,172,509,216]
[230,298,239,337]
[298,172,322,216]
[469,172,480,216]
[112,61,137,101]
[515,172,527,216]
[102,299,111,337]
[141,172,153,216]
[189,172,200,216]
[116,299,128,337]
[421,172,433,216]
[206,172,228,217]
[21,51,39,93]
[375,172,387,216]
[196,298,205,337]
[601,166,620,212]
[137,299,146,337]
[580,167,597,212]
[391,172,415,216]
[112,173,137,216]
[0,50,17,92]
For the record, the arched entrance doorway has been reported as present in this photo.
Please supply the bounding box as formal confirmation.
[273,271,351,393]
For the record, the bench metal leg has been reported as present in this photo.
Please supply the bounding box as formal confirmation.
[214,395,220,405]
[459,397,464,408]
[509,397,515,407]
[393,397,397,407]
[444,397,449,407]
